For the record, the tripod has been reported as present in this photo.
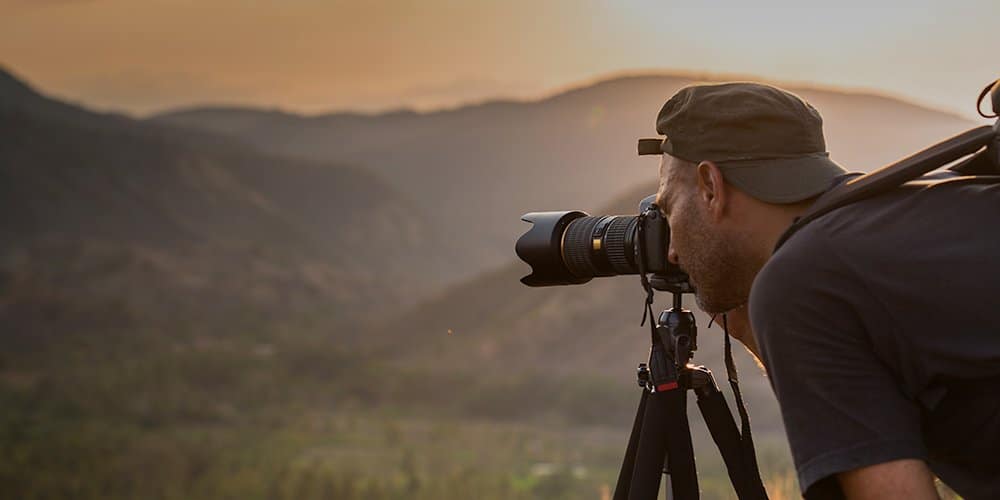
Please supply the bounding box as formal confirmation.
[613,290,769,500]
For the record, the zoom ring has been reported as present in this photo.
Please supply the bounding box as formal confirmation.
[562,216,602,278]
[604,216,637,274]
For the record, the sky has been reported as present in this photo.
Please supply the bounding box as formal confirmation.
[1,0,997,118]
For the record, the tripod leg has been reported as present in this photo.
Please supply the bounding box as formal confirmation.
[627,389,668,500]
[628,388,698,500]
[661,389,698,500]
[697,389,752,497]
[695,375,768,500]
[614,390,649,500]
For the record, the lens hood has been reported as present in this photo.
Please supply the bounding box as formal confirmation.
[515,211,590,286]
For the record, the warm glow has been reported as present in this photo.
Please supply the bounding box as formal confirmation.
[1,0,996,117]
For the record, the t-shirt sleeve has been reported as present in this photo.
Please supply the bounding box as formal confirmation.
[749,231,928,498]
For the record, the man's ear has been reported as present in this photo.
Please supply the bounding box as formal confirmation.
[695,161,727,221]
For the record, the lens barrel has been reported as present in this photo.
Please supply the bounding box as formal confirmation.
[562,215,639,278]
[516,211,642,287]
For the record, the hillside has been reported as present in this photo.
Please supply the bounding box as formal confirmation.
[152,74,977,288]
[364,181,786,436]
[151,75,983,436]
[0,67,453,340]
[4,67,980,499]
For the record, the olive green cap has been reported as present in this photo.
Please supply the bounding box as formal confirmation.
[638,82,848,203]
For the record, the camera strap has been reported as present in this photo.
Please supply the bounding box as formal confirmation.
[775,124,998,252]
[721,314,768,500]
[636,210,658,334]
[778,80,999,252]
[704,313,769,500]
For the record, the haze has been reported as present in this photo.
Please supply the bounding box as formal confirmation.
[1,0,997,118]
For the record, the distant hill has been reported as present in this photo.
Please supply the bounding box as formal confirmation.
[8,67,983,498]
[364,181,787,434]
[8,65,976,410]
[0,67,455,342]
[152,74,977,287]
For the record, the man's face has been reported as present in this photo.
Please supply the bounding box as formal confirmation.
[655,154,753,314]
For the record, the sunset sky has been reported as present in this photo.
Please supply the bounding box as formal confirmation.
[2,0,997,118]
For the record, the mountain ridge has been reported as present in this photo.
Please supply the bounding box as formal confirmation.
[0,66,455,338]
[149,73,978,289]
[150,71,967,123]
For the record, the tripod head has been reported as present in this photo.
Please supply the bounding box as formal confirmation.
[657,292,697,377]
[624,281,768,500]
[632,270,701,398]
[649,273,695,295]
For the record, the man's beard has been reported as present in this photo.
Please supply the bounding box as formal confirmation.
[677,222,756,315]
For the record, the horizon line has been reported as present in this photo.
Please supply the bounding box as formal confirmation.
[1,62,970,122]
[150,68,969,122]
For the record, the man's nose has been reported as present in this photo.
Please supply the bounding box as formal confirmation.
[667,241,679,266]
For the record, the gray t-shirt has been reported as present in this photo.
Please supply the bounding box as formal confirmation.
[750,172,1000,499]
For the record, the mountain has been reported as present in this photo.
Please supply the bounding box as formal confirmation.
[152,74,979,288]
[8,65,977,415]
[0,67,454,341]
[6,67,979,499]
[359,181,787,435]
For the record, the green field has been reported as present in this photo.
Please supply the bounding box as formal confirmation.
[2,323,799,500]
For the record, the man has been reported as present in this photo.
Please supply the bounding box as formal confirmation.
[643,82,1000,499]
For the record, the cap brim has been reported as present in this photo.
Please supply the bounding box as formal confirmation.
[717,153,849,204]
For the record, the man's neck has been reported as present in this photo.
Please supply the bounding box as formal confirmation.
[724,305,761,361]
[731,206,814,362]
[746,210,800,276]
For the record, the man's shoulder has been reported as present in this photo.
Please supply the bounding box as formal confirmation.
[752,170,977,312]
[748,211,869,364]
[751,220,842,312]
[757,170,1000,305]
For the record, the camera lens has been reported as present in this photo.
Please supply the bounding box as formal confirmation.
[516,195,685,288]
[516,211,641,287]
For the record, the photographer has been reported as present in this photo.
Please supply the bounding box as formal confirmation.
[649,83,1000,499]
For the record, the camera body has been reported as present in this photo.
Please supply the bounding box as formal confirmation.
[515,195,689,289]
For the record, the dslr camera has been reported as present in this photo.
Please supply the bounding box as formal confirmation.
[515,195,691,293]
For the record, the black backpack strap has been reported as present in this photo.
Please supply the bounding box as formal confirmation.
[774,125,997,252]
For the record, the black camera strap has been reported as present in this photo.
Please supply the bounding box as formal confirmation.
[775,124,998,252]
[721,314,768,500]
[700,312,769,500]
[777,79,1000,252]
